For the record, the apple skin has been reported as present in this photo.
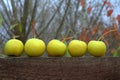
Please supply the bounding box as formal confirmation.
[87,40,107,57]
[4,39,24,56]
[68,40,87,57]
[47,39,67,57]
[24,38,46,57]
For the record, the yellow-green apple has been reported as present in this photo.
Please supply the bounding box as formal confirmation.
[4,39,24,56]
[68,40,87,57]
[47,39,67,57]
[24,38,46,57]
[88,40,106,57]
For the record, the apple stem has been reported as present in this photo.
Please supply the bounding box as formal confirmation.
[31,19,37,38]
[98,29,117,41]
[12,35,20,39]
[12,36,15,39]
[61,36,73,42]
[61,29,74,42]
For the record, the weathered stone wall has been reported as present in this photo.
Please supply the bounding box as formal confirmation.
[0,57,120,80]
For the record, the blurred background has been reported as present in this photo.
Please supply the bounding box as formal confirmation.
[0,0,120,57]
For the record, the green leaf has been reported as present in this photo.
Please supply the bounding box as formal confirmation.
[0,13,3,27]
[65,49,71,57]
[64,41,71,57]
[19,22,22,33]
[10,23,18,30]
[113,47,120,57]
[113,51,118,57]
[117,46,120,50]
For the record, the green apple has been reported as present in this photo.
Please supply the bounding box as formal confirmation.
[4,39,24,56]
[24,38,46,57]
[47,39,67,57]
[68,40,87,57]
[88,40,106,57]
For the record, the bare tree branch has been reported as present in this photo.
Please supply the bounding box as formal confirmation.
[19,0,23,17]
[19,0,30,43]
[72,0,79,32]
[35,1,48,22]
[88,0,107,27]
[26,0,38,38]
[37,0,64,37]
[0,32,9,40]
[10,0,17,20]
[1,0,11,21]
[6,0,12,17]
[2,22,13,38]
[55,0,71,38]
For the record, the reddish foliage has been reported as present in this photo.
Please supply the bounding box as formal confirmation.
[102,27,118,38]
[90,24,101,36]
[31,20,37,37]
[117,14,120,23]
[109,48,116,54]
[102,28,110,35]
[79,0,86,6]
[78,22,120,54]
[107,9,113,17]
[113,23,117,29]
[78,28,91,43]
[104,1,113,10]
[118,43,120,46]
[87,6,92,13]
[102,23,120,49]
[79,28,86,40]
[104,1,112,6]
[103,38,109,47]
[102,23,117,35]
[79,24,101,43]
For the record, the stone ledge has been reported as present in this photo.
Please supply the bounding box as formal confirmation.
[0,57,120,80]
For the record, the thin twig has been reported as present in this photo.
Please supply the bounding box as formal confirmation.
[55,0,71,38]
[11,0,17,19]
[26,0,38,38]
[88,0,107,27]
[21,0,29,40]
[38,0,64,37]
[1,0,11,21]
[0,32,9,40]
[98,29,117,41]
[73,0,79,32]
